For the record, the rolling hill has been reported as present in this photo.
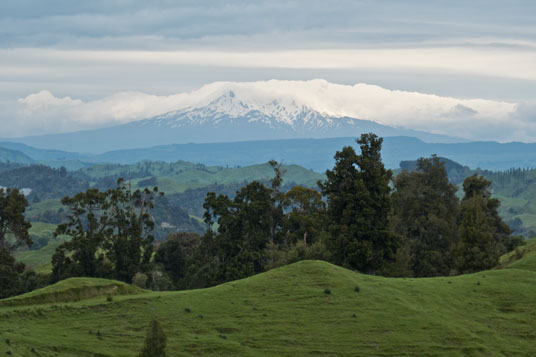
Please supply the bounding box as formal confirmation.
[1,248,536,356]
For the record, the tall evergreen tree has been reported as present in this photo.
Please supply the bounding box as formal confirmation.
[391,156,459,277]
[319,133,398,274]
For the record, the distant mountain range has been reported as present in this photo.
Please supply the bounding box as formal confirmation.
[2,136,536,172]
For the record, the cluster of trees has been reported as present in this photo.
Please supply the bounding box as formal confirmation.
[0,165,88,203]
[0,133,524,299]
[387,157,522,277]
[51,179,161,283]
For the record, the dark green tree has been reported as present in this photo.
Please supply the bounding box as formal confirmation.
[454,174,510,273]
[155,237,187,284]
[319,133,398,274]
[391,156,459,277]
[139,319,167,357]
[455,195,498,273]
[0,246,25,299]
[0,188,32,250]
[461,174,513,254]
[52,188,108,280]
[281,185,327,245]
[103,179,160,282]
[203,181,273,282]
[52,179,161,283]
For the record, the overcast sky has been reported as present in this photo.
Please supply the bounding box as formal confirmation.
[1,0,535,141]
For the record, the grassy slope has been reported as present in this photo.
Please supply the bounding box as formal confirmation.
[1,257,536,356]
[0,278,144,307]
[135,163,324,194]
[14,222,67,273]
[499,239,536,271]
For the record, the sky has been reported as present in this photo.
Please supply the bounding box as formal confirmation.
[1,0,535,141]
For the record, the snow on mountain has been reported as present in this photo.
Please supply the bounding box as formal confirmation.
[12,79,518,141]
[137,79,515,129]
[136,79,515,138]
[8,79,523,153]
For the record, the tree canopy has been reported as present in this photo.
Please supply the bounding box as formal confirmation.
[319,133,398,274]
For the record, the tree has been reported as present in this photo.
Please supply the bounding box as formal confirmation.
[52,188,108,280]
[103,179,160,282]
[0,246,25,299]
[203,181,273,282]
[281,185,327,245]
[155,237,187,284]
[391,156,459,277]
[139,319,167,357]
[461,174,513,255]
[52,179,161,283]
[455,195,498,273]
[319,133,398,274]
[0,188,32,250]
[454,174,510,273]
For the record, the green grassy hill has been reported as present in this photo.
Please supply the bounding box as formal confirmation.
[1,254,536,356]
[0,278,144,307]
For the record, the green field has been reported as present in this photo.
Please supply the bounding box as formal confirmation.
[14,222,67,273]
[1,245,536,356]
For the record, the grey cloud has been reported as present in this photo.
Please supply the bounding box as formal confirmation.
[1,0,536,49]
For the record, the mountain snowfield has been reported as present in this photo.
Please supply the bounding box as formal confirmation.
[13,79,519,141]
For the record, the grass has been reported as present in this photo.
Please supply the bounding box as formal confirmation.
[1,252,536,356]
[14,223,67,273]
[80,161,324,194]
[499,239,536,272]
[0,278,145,307]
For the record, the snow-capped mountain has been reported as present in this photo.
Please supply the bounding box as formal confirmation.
[143,89,363,134]
[10,79,502,153]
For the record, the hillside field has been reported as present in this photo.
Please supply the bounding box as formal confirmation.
[1,242,536,356]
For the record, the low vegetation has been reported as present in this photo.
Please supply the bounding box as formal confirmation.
[0,256,535,355]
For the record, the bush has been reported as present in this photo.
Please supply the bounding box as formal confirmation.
[264,240,332,271]
[139,319,167,357]
[133,273,148,289]
[354,285,360,292]
[150,270,173,291]
[106,295,113,302]
[324,288,331,295]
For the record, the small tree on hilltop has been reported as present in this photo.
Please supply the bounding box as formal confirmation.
[139,319,167,357]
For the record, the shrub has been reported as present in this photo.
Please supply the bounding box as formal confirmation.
[150,270,173,291]
[139,319,167,357]
[184,307,191,313]
[133,272,149,289]
[106,295,113,302]
[324,288,331,295]
[354,285,360,292]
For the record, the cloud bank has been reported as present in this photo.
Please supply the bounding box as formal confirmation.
[5,80,535,142]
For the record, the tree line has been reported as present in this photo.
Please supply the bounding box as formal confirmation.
[0,133,524,298]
